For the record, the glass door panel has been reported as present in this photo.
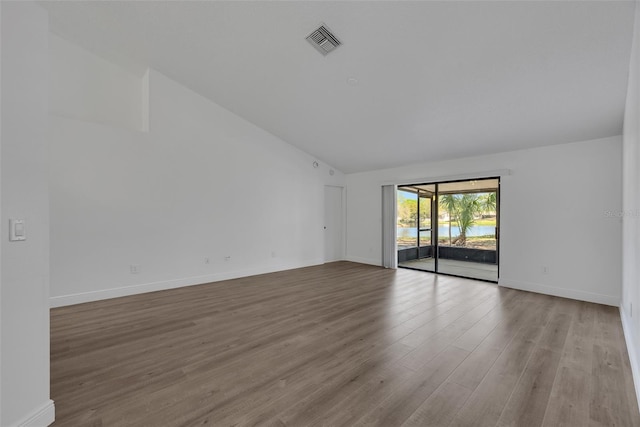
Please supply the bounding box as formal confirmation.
[397,184,435,272]
[397,188,418,263]
[418,192,433,264]
[436,179,499,281]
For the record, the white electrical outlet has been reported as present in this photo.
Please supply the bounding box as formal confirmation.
[130,265,140,274]
[542,266,548,274]
[204,257,210,264]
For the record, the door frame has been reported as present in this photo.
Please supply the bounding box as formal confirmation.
[396,177,501,283]
[324,185,346,263]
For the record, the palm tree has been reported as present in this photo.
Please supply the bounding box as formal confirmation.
[481,192,497,216]
[438,194,457,245]
[439,193,484,246]
[455,194,482,245]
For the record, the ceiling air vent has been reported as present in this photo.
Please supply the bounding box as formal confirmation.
[306,25,341,56]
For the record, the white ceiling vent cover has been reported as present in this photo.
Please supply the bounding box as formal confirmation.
[306,25,341,56]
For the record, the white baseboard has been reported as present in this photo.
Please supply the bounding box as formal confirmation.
[344,255,381,267]
[620,307,640,411]
[14,400,55,427]
[51,259,324,307]
[498,278,620,307]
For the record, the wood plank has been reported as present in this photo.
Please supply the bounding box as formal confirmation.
[451,288,521,352]
[49,262,640,427]
[542,301,594,427]
[496,347,562,427]
[447,292,542,390]
[588,306,639,427]
[496,307,573,426]
[350,345,470,427]
[401,381,473,427]
[400,295,503,371]
[449,297,556,427]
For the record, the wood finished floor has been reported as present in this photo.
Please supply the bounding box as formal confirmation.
[50,262,640,427]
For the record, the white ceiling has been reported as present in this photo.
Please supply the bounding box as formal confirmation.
[40,1,636,173]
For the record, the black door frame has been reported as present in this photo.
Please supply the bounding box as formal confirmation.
[397,177,500,283]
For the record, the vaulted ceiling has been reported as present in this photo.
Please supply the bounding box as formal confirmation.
[40,1,636,173]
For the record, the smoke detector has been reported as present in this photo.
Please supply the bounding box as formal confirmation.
[306,25,341,56]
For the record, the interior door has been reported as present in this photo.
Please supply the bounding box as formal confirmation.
[324,185,344,262]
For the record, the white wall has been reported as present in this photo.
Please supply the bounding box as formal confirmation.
[1,2,55,426]
[49,36,344,306]
[346,136,623,306]
[621,0,640,408]
[49,33,145,131]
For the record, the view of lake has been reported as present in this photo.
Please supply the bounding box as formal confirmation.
[397,225,496,238]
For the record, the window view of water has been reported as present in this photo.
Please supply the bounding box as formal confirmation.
[397,225,495,238]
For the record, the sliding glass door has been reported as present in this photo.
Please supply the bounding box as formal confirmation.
[397,178,499,282]
[397,185,436,272]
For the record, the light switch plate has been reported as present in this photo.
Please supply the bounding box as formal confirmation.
[9,219,26,241]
